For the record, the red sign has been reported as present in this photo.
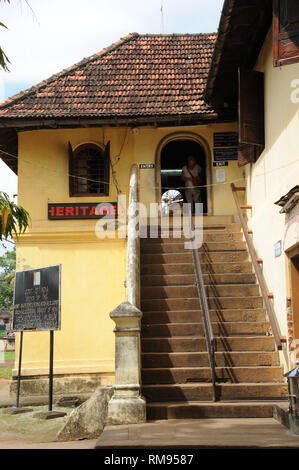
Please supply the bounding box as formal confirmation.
[48,203,117,220]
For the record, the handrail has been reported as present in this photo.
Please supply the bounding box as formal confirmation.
[231,183,285,351]
[126,164,140,309]
[188,212,218,401]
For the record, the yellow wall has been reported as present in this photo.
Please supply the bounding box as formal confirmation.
[15,122,243,381]
[247,28,299,369]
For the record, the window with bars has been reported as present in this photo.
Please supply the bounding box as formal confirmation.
[68,142,110,196]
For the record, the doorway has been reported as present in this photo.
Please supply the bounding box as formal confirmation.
[160,139,208,214]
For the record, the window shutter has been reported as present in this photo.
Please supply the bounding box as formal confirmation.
[238,144,264,167]
[104,140,110,195]
[273,0,299,67]
[238,68,265,166]
[68,142,75,196]
[238,144,256,167]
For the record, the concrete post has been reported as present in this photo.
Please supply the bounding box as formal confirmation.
[106,301,146,425]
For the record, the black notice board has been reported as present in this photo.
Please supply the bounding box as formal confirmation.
[213,148,238,161]
[13,265,61,331]
[214,132,238,148]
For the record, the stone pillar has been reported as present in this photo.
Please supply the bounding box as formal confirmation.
[107,301,146,425]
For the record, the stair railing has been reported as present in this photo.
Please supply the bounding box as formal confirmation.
[187,210,218,402]
[231,183,286,351]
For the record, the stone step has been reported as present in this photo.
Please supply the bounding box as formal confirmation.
[141,322,271,338]
[141,284,260,299]
[141,297,263,311]
[141,351,280,368]
[141,366,284,385]
[145,401,282,420]
[141,251,249,265]
[141,241,247,253]
[142,231,244,243]
[141,382,288,402]
[141,262,253,275]
[141,273,256,286]
[141,336,276,353]
[142,309,267,324]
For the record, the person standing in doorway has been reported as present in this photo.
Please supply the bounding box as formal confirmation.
[181,156,202,213]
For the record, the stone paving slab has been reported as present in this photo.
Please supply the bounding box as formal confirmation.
[0,434,97,449]
[96,418,299,449]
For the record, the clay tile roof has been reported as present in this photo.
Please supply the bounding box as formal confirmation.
[0,32,217,121]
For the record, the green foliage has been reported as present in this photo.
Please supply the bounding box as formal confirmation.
[0,366,12,379]
[0,0,11,71]
[0,247,16,311]
[4,351,14,361]
[0,192,30,240]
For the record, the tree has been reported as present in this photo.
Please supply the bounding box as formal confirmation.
[0,0,34,71]
[0,1,31,239]
[0,0,11,71]
[0,247,15,311]
[0,192,30,240]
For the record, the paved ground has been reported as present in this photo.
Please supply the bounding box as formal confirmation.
[0,380,10,401]
[0,434,97,449]
[1,381,298,449]
[96,418,299,449]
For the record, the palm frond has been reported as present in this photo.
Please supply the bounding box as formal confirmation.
[0,192,30,240]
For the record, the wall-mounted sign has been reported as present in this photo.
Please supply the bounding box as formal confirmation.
[213,162,228,167]
[214,148,238,161]
[48,202,117,220]
[140,164,155,169]
[13,265,61,331]
[215,169,226,183]
[214,132,238,148]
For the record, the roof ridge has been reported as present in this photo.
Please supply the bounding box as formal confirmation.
[0,32,139,110]
[139,32,217,36]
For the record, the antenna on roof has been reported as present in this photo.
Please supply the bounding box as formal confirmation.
[160,0,164,34]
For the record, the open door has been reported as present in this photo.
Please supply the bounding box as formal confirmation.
[160,139,207,214]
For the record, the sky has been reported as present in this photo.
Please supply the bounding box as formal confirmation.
[0,0,224,252]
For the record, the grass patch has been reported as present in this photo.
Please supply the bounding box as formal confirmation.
[4,351,14,361]
[0,405,71,443]
[0,331,6,337]
[0,367,12,379]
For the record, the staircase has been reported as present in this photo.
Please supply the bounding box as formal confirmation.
[140,216,288,420]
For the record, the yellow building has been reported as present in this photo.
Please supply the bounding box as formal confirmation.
[0,33,244,398]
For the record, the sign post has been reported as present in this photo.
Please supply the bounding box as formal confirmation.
[49,330,54,412]
[16,331,23,409]
[12,265,65,419]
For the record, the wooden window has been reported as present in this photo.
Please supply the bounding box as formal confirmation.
[69,142,110,197]
[273,0,299,67]
[238,68,265,166]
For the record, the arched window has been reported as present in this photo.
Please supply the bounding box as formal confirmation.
[68,142,110,196]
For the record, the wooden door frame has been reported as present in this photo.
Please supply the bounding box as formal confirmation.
[154,131,213,215]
